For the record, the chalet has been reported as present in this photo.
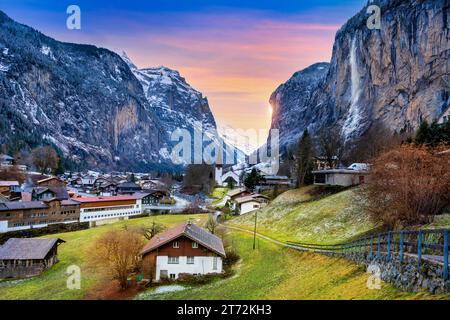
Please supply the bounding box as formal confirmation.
[0,199,80,233]
[116,182,142,195]
[140,222,225,282]
[312,164,370,187]
[95,181,118,196]
[32,186,69,201]
[227,187,251,201]
[0,238,65,278]
[73,195,142,227]
[37,176,66,187]
[233,193,269,215]
[134,190,170,207]
[0,154,14,166]
[0,181,20,196]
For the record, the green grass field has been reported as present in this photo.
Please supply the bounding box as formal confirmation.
[228,187,375,244]
[211,187,229,207]
[0,214,208,300]
[138,230,449,300]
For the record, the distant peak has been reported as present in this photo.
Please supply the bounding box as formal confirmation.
[119,51,137,70]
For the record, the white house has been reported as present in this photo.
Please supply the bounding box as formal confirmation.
[140,222,226,282]
[312,164,370,187]
[73,195,142,227]
[233,194,269,215]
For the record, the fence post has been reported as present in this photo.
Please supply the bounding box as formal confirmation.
[369,236,373,260]
[387,232,391,261]
[444,230,449,281]
[417,230,423,267]
[364,238,367,258]
[377,234,381,259]
[400,231,404,264]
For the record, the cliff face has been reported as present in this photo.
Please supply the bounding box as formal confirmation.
[268,0,450,151]
[0,11,227,171]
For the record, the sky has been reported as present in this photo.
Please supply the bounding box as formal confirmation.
[1,0,366,134]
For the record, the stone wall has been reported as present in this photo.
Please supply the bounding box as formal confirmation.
[329,252,450,294]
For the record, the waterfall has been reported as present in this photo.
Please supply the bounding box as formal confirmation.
[342,36,363,139]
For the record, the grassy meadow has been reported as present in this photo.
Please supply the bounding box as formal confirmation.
[138,230,449,300]
[0,214,208,300]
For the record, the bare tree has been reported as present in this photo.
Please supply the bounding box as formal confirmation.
[31,146,59,174]
[139,221,166,240]
[360,145,450,229]
[316,127,344,168]
[205,214,219,234]
[344,122,405,164]
[92,228,145,290]
[0,165,25,183]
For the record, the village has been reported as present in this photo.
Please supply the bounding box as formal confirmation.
[0,148,373,286]
[0,116,449,300]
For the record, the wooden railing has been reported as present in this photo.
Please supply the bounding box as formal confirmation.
[287,228,450,280]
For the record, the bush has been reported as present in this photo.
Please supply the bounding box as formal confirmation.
[361,145,450,229]
[223,248,240,266]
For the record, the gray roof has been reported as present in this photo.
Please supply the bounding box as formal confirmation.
[0,201,48,211]
[141,222,225,257]
[0,154,14,161]
[33,187,69,200]
[0,238,65,260]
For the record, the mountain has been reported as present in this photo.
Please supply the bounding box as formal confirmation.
[269,62,330,149]
[0,11,238,171]
[266,0,450,152]
[122,52,246,165]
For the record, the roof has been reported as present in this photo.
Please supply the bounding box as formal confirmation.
[312,169,369,174]
[0,201,48,211]
[0,238,65,260]
[117,182,141,189]
[263,175,290,180]
[227,187,248,197]
[37,176,62,184]
[0,154,14,161]
[141,222,226,257]
[72,195,138,203]
[33,187,69,200]
[234,194,268,204]
[0,181,19,187]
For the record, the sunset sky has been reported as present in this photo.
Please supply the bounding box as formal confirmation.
[1,0,366,132]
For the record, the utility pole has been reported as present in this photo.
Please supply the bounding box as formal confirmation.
[253,210,257,250]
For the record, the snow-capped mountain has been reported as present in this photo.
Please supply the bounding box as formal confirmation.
[0,10,244,171]
[122,52,246,165]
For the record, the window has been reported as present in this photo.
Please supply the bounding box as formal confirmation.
[172,241,179,248]
[213,257,218,270]
[169,273,176,280]
[168,256,179,264]
[192,242,198,248]
[187,256,195,264]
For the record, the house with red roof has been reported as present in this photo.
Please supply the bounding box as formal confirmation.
[140,222,225,282]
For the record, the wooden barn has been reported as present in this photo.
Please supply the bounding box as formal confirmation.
[0,238,65,278]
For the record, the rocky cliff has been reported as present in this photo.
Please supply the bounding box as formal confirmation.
[0,11,229,171]
[268,0,450,151]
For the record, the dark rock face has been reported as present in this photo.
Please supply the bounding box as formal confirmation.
[267,0,450,151]
[0,11,222,171]
[122,53,217,144]
[269,63,330,149]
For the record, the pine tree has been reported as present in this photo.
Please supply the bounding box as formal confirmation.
[296,129,314,187]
